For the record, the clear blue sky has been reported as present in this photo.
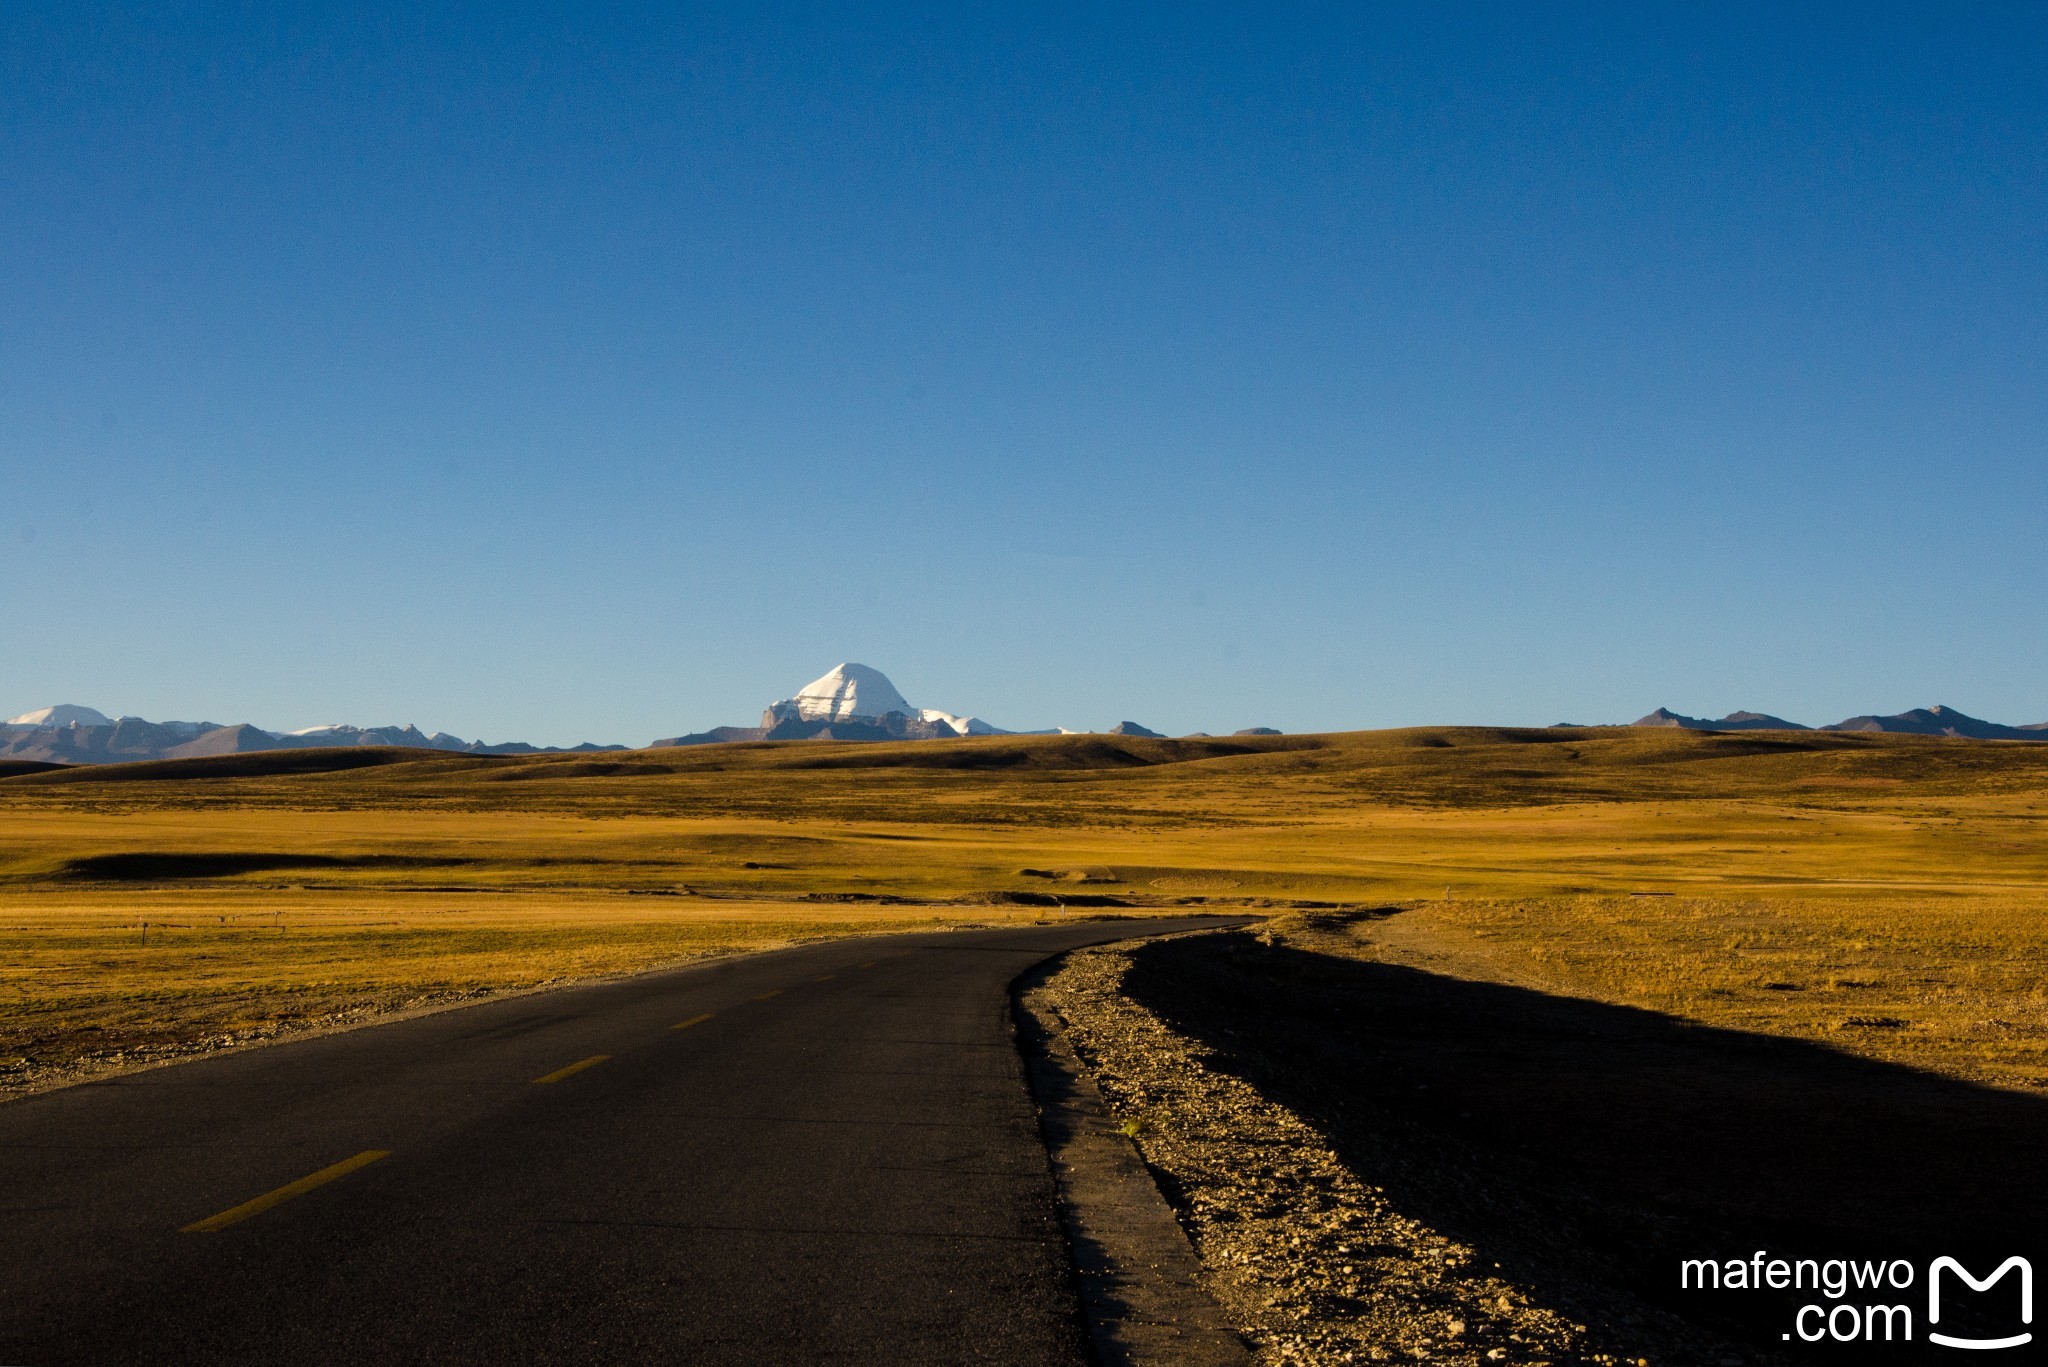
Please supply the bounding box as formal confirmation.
[4,3,2044,743]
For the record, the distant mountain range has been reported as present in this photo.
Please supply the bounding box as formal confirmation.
[0,707,627,767]
[55,670,2035,770]
[651,663,1029,745]
[649,663,1226,746]
[647,663,1273,747]
[1632,705,2048,740]
[2,664,1247,767]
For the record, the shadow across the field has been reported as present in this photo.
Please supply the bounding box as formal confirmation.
[43,851,482,881]
[1121,930,2048,1363]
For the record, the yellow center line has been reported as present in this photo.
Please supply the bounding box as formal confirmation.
[858,961,878,969]
[673,1013,714,1030]
[181,1149,391,1234]
[533,1054,611,1084]
[752,989,781,1001]
[813,974,836,982]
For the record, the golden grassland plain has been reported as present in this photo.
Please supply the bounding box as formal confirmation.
[1,724,2044,1094]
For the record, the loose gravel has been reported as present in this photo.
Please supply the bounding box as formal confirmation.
[1035,938,1623,1367]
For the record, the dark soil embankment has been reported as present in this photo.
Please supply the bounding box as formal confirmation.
[1103,925,2048,1364]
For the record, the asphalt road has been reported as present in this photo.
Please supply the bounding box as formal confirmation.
[0,917,1235,1366]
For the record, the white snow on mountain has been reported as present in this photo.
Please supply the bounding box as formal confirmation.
[4,704,115,729]
[917,708,1005,736]
[769,664,1009,736]
[284,723,455,747]
[3,709,221,735]
[785,664,915,722]
[0,707,624,757]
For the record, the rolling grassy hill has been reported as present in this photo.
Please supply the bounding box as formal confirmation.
[9,723,2048,810]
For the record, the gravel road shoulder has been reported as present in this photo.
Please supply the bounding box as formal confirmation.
[1033,935,1604,1366]
[1028,914,1805,1367]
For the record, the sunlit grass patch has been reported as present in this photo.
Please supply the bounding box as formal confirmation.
[1298,893,2048,1091]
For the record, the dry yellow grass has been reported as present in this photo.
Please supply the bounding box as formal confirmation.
[1311,892,2048,1092]
[0,889,1081,1093]
[1,723,2044,1093]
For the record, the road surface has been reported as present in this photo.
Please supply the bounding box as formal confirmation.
[0,917,1235,1365]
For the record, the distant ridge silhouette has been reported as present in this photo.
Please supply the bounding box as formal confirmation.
[0,709,625,766]
[1633,704,2048,740]
[1633,708,1809,732]
[1823,704,2048,740]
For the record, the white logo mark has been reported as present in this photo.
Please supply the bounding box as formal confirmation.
[1929,1256,2033,1351]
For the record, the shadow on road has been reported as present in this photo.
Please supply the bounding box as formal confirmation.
[1120,930,2047,1363]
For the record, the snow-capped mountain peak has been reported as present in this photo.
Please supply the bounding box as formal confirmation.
[787,664,915,722]
[4,704,114,729]
[917,708,1003,736]
[283,723,441,747]
[761,664,1010,737]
